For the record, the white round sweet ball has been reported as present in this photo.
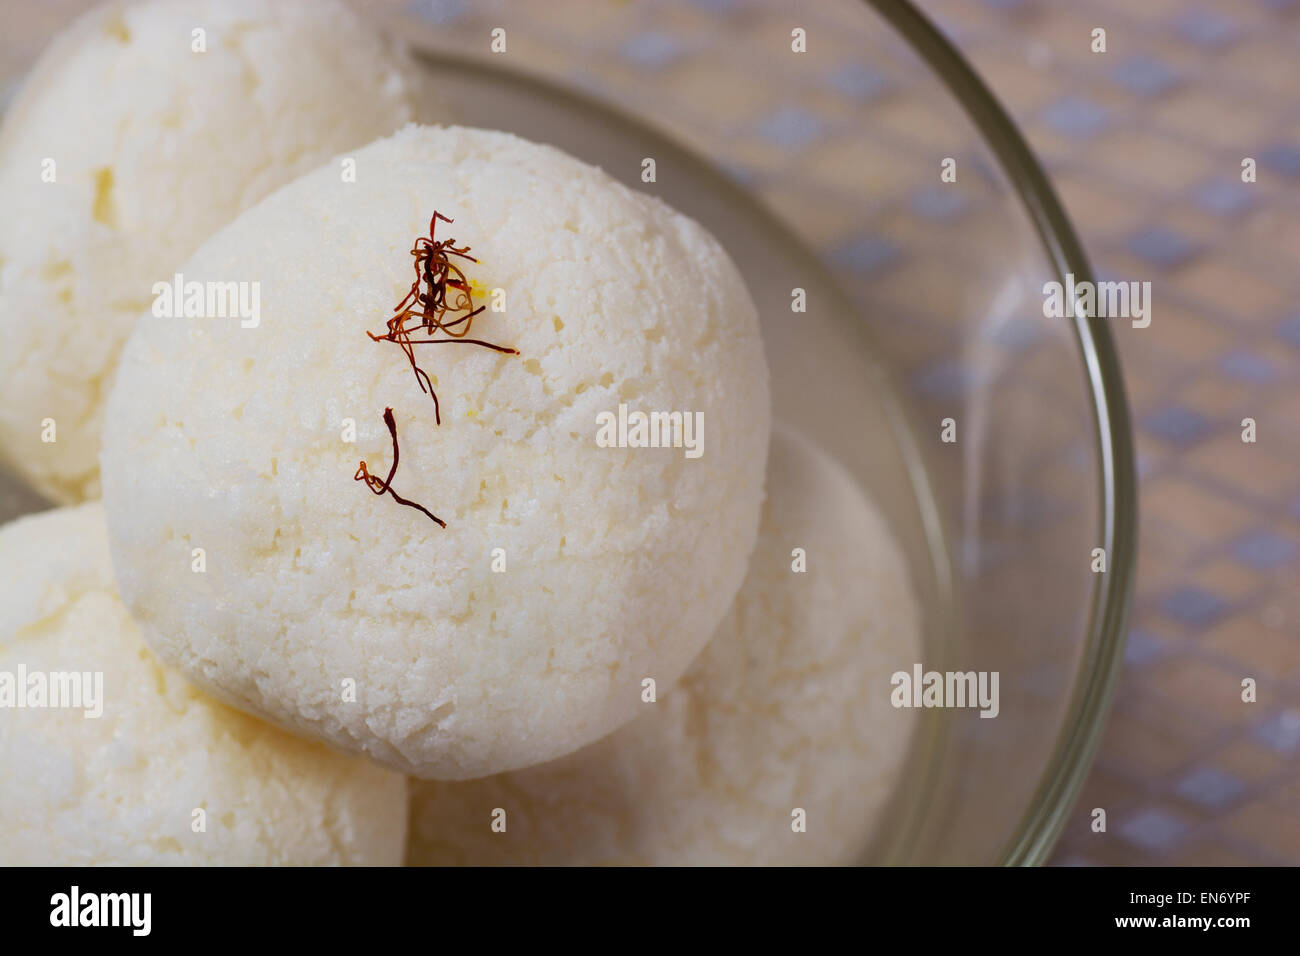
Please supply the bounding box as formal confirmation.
[101,124,771,780]
[0,503,408,866]
[0,0,435,503]
[407,428,922,865]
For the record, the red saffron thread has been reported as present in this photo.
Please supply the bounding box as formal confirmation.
[368,212,518,425]
[354,407,445,528]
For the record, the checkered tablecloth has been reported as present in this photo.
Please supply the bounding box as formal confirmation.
[915,0,1300,867]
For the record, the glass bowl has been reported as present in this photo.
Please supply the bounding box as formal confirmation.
[0,0,1135,865]
[372,0,1137,865]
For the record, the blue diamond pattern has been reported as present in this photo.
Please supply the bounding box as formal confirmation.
[1175,767,1246,809]
[829,235,901,274]
[910,187,968,220]
[1142,405,1211,445]
[1254,710,1300,754]
[1127,227,1201,268]
[1119,808,1190,852]
[756,107,824,149]
[826,63,889,101]
[1219,350,1277,383]
[1125,629,1166,666]
[1112,57,1180,96]
[1279,314,1300,349]
[1232,531,1297,569]
[1161,586,1229,627]
[1274,316,1300,348]
[1259,142,1300,177]
[1173,10,1239,47]
[1042,96,1110,137]
[1193,178,1255,216]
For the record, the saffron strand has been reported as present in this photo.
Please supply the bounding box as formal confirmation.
[366,212,518,425]
[354,407,445,528]
[356,212,518,526]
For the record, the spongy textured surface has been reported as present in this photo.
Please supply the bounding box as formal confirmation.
[407,427,920,865]
[101,124,771,780]
[0,0,431,503]
[0,503,408,866]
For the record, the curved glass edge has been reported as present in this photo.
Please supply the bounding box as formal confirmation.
[866,0,1137,865]
[406,46,955,863]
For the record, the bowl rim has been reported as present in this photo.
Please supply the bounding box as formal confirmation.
[868,0,1137,864]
